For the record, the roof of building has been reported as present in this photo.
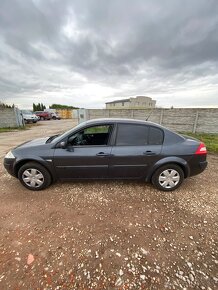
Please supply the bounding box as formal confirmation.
[105,98,130,104]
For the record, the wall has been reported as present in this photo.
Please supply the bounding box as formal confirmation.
[0,107,24,128]
[81,108,218,133]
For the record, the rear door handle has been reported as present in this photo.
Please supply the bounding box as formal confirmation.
[96,152,110,157]
[143,150,156,156]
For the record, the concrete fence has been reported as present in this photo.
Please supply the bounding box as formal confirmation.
[0,107,24,128]
[78,108,218,134]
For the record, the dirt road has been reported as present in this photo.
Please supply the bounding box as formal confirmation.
[0,119,76,157]
[0,120,217,289]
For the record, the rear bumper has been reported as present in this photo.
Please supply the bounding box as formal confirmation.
[199,160,207,171]
[189,157,208,177]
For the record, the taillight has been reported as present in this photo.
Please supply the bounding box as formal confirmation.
[195,142,207,155]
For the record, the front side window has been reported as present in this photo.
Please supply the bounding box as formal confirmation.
[116,124,149,146]
[68,125,113,146]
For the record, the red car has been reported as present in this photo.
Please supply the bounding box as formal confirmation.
[34,111,51,120]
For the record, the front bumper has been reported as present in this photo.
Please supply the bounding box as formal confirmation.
[4,158,16,177]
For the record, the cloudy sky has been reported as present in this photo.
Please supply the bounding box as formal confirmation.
[0,0,218,109]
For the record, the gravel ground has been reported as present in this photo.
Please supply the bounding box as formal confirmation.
[0,120,217,289]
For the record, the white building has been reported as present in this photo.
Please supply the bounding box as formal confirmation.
[106,96,156,109]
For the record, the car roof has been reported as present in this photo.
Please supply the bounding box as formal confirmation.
[83,118,163,128]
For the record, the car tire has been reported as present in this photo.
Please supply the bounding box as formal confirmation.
[151,164,184,191]
[18,162,52,191]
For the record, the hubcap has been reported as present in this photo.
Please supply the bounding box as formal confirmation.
[158,169,180,189]
[22,168,44,188]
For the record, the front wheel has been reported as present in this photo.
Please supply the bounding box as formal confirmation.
[151,164,184,191]
[18,162,52,191]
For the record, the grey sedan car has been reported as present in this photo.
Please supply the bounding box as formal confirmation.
[4,118,207,191]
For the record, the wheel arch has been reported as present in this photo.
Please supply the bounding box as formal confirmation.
[14,159,54,181]
[146,157,190,182]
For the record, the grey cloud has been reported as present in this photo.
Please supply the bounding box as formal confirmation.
[0,0,218,108]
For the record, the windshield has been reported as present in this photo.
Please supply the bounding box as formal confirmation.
[50,121,88,143]
[22,110,33,115]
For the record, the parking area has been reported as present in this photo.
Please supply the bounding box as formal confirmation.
[0,120,217,289]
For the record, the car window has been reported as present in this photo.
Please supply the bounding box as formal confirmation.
[148,127,164,145]
[68,125,113,146]
[22,110,32,114]
[116,124,149,146]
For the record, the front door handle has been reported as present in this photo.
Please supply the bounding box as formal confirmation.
[96,152,110,157]
[143,150,156,156]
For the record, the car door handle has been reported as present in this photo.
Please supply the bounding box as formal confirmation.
[96,152,110,157]
[143,150,156,156]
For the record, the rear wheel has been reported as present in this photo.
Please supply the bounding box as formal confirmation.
[18,162,51,191]
[152,164,184,191]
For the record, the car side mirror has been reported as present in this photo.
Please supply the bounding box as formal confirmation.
[59,141,67,149]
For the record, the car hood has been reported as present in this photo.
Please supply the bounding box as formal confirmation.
[23,114,35,118]
[15,137,49,149]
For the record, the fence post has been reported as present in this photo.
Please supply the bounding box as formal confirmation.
[193,111,199,133]
[14,107,24,127]
[78,108,89,123]
[159,109,164,125]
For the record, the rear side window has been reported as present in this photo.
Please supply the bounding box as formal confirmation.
[148,127,164,145]
[116,124,149,146]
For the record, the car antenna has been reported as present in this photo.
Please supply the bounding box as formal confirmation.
[146,109,154,121]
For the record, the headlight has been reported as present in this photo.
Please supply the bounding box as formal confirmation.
[5,151,15,159]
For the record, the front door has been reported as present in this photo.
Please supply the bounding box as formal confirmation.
[53,124,113,179]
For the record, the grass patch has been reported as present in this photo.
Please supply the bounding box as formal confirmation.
[0,122,42,133]
[0,126,27,133]
[181,132,218,154]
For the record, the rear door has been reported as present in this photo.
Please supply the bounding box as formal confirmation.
[109,123,163,178]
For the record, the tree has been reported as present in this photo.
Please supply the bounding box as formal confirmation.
[33,103,46,111]
[0,101,14,108]
[49,104,79,109]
